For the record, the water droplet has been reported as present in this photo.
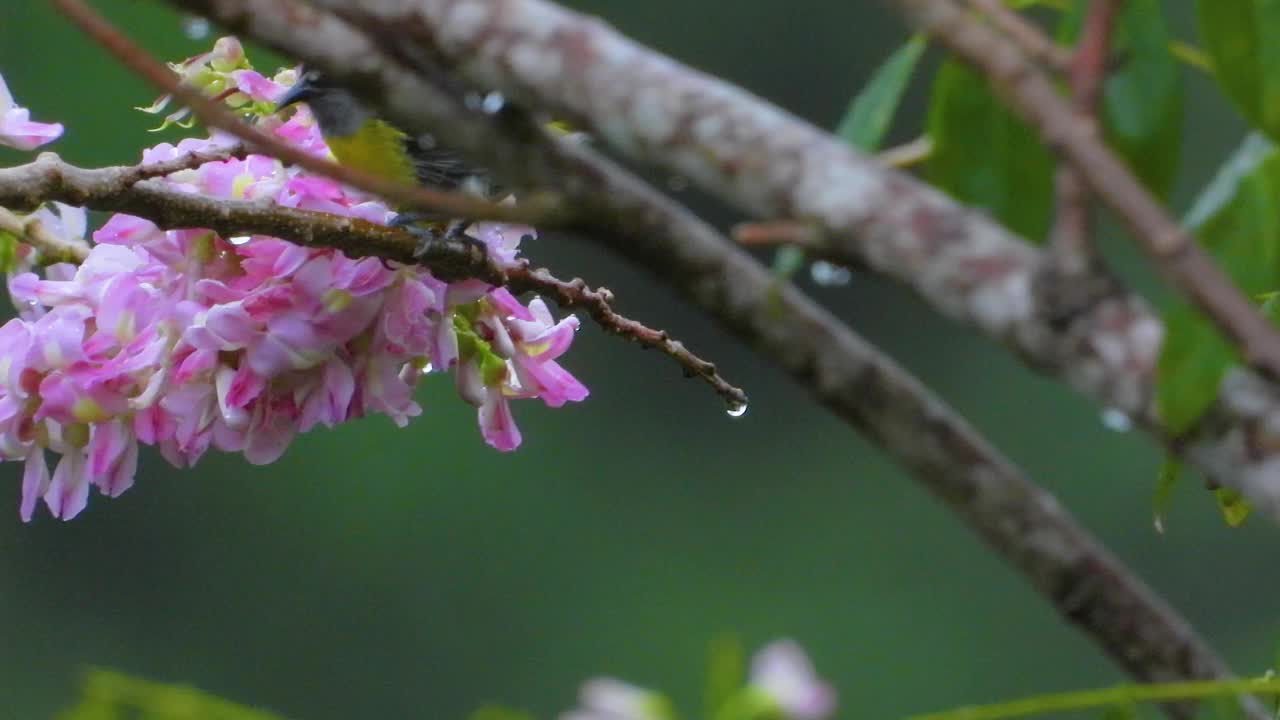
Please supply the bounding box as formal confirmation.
[419,362,434,375]
[1100,407,1132,433]
[726,402,748,418]
[810,260,851,287]
[666,175,689,192]
[480,91,506,115]
[229,235,252,246]
[182,15,211,40]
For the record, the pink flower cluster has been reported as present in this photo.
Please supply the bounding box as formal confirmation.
[0,55,587,521]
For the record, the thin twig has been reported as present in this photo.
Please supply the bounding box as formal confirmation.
[0,151,744,406]
[1049,0,1123,267]
[508,267,749,409]
[49,0,562,227]
[965,0,1073,73]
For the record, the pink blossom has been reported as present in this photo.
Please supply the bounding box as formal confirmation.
[560,678,670,720]
[749,640,837,720]
[0,44,587,519]
[0,72,63,150]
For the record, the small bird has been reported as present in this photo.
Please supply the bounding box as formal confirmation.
[275,70,498,254]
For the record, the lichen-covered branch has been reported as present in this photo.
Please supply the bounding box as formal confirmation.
[146,0,1266,705]
[158,0,1280,523]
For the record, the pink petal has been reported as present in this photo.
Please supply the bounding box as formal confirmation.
[20,450,50,521]
[479,393,521,451]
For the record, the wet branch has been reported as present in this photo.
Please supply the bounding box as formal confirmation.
[0,151,745,406]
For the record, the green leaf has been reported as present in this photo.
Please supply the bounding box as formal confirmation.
[60,669,286,720]
[1157,133,1280,433]
[1157,303,1235,434]
[835,35,926,151]
[927,58,1055,240]
[1152,458,1182,533]
[1215,487,1253,527]
[705,634,746,719]
[1103,0,1185,199]
[1197,0,1280,141]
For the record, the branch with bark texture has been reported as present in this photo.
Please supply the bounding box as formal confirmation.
[173,0,1280,523]
[115,0,1272,710]
[0,151,745,406]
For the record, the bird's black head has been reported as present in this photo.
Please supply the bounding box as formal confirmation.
[275,69,371,136]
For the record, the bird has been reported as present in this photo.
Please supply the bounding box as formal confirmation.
[275,69,499,255]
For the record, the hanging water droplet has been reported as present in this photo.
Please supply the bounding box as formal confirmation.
[810,260,851,287]
[1100,407,1132,433]
[419,362,434,375]
[480,91,506,115]
[726,402,748,418]
[181,15,211,40]
[229,235,252,246]
[666,175,689,192]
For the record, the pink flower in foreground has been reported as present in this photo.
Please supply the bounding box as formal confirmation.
[0,49,586,520]
[560,678,671,720]
[0,71,63,150]
[749,640,837,720]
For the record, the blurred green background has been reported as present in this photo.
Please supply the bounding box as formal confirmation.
[1,1,1275,718]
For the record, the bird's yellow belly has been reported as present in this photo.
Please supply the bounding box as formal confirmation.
[323,120,419,187]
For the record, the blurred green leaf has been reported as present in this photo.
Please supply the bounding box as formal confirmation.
[1152,458,1182,533]
[60,669,286,720]
[1103,0,1185,199]
[835,35,926,151]
[1197,0,1280,141]
[1157,134,1280,433]
[705,634,746,719]
[1156,303,1234,434]
[926,59,1054,240]
[1214,487,1253,527]
[713,688,784,720]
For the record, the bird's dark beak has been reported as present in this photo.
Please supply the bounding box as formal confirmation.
[274,76,314,110]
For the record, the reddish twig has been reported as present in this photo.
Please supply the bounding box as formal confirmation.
[1049,0,1124,266]
[897,0,1280,386]
[48,0,561,227]
[508,267,749,409]
[732,220,825,248]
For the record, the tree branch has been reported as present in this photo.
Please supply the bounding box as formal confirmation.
[147,0,1266,708]
[176,0,1280,522]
